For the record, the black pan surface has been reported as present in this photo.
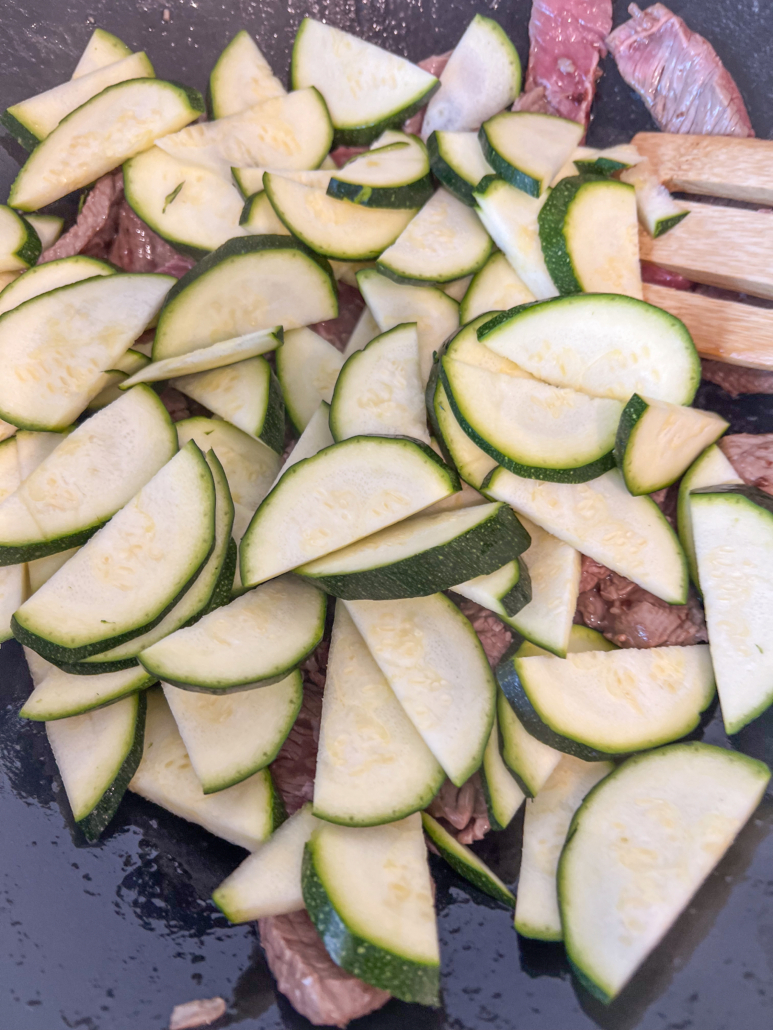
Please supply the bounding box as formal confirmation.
[1,3,772,1028]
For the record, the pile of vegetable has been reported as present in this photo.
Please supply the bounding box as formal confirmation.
[0,14,770,1016]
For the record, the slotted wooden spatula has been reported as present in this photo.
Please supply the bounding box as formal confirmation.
[632,132,773,371]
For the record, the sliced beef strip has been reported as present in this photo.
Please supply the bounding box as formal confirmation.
[454,596,514,668]
[155,253,196,279]
[720,433,773,494]
[641,260,693,291]
[700,360,773,399]
[258,910,390,1028]
[425,772,490,844]
[606,3,754,137]
[39,171,123,263]
[158,387,211,424]
[309,282,365,352]
[108,199,181,272]
[517,0,613,130]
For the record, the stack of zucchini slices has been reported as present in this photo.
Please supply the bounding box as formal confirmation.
[0,13,769,1014]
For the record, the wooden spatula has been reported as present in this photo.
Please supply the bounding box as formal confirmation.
[632,132,773,370]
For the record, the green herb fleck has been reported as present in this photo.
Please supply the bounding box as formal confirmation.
[163,181,185,214]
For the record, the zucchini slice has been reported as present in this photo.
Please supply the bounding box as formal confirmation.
[452,557,531,625]
[235,167,332,201]
[357,268,460,383]
[422,14,521,138]
[171,357,284,452]
[343,306,380,359]
[0,386,177,565]
[571,143,641,176]
[291,18,439,146]
[460,251,535,323]
[209,30,285,119]
[87,350,151,411]
[156,88,332,177]
[485,467,688,604]
[616,394,728,496]
[0,274,172,431]
[497,687,562,797]
[2,51,155,149]
[428,379,497,490]
[692,486,773,733]
[163,670,302,792]
[298,502,529,600]
[345,594,495,786]
[313,605,443,825]
[239,189,291,233]
[620,160,689,238]
[515,756,612,941]
[213,804,318,923]
[13,442,216,663]
[139,576,326,692]
[479,714,525,831]
[473,176,558,299]
[559,743,770,1002]
[505,516,581,658]
[442,312,531,378]
[479,112,583,197]
[302,814,440,1003]
[677,444,741,590]
[0,563,28,643]
[327,138,433,209]
[264,173,417,262]
[129,687,283,850]
[0,207,41,272]
[25,213,64,250]
[441,356,622,483]
[478,293,700,405]
[122,327,282,388]
[9,79,203,211]
[0,255,116,318]
[123,146,247,255]
[428,130,494,206]
[76,449,235,670]
[329,323,428,444]
[499,644,715,760]
[47,692,146,840]
[276,328,346,434]
[272,402,333,488]
[421,811,514,906]
[16,428,70,479]
[21,664,154,722]
[240,436,459,586]
[176,417,280,510]
[72,28,132,78]
[538,176,642,298]
[153,235,337,361]
[377,189,492,286]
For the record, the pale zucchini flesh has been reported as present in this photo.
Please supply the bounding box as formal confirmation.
[72,29,132,78]
[421,811,514,906]
[344,594,495,787]
[121,327,282,387]
[451,556,532,625]
[329,323,429,444]
[0,563,28,642]
[313,605,444,825]
[129,688,282,850]
[302,814,440,1004]
[460,251,535,323]
[377,188,492,286]
[0,206,41,272]
[559,743,770,1001]
[0,274,173,431]
[692,487,773,733]
[24,213,64,250]
[163,670,302,793]
[427,130,495,206]
[209,30,286,119]
[139,576,326,692]
[276,328,346,434]
[477,293,700,406]
[343,306,380,359]
[239,189,291,233]
[479,715,525,831]
[291,18,439,145]
[497,688,562,797]
[0,256,117,319]
[271,402,333,488]
[21,665,154,721]
[620,160,689,238]
[615,394,728,496]
[13,442,216,662]
[479,112,583,197]
[213,804,318,923]
[515,756,612,941]
[429,378,497,490]
[9,79,204,211]
[153,235,337,361]
[264,173,417,262]
[240,436,459,587]
[677,444,741,590]
[327,138,433,209]
[47,692,146,840]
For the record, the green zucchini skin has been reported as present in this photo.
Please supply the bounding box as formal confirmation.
[495,640,616,763]
[13,213,42,267]
[198,537,237,616]
[536,175,603,295]
[478,125,540,198]
[325,88,439,149]
[260,367,286,454]
[427,132,477,206]
[438,358,616,485]
[573,158,627,176]
[301,504,531,600]
[52,656,140,677]
[499,556,532,617]
[613,392,647,484]
[0,524,104,568]
[76,691,147,841]
[301,845,440,1005]
[326,175,434,209]
[652,210,690,238]
[421,812,515,906]
[0,109,40,151]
